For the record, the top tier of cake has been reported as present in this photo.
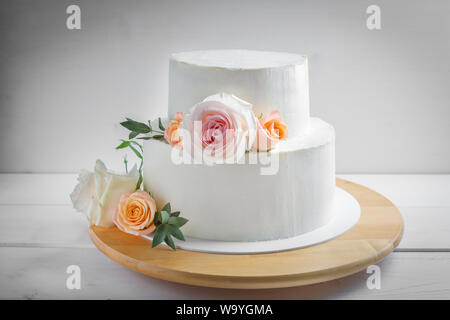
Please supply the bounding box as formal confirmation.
[168,50,310,138]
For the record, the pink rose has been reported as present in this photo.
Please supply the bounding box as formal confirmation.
[253,111,288,151]
[113,190,157,236]
[182,93,257,163]
[164,112,183,148]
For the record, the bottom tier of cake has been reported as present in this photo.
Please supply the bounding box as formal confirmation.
[143,117,335,242]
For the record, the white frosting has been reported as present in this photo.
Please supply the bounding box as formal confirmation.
[275,117,334,153]
[143,118,335,241]
[172,50,306,69]
[169,50,310,138]
[141,50,336,242]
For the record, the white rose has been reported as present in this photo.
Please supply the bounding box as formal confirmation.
[70,160,138,227]
[181,93,257,164]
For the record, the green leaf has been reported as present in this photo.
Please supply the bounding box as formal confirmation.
[128,144,142,159]
[164,234,176,250]
[135,173,143,190]
[152,224,169,248]
[116,141,130,149]
[125,164,129,174]
[137,134,164,140]
[161,203,171,214]
[120,119,151,133]
[160,211,169,224]
[129,141,143,152]
[129,131,139,139]
[158,117,165,131]
[155,211,162,224]
[168,225,185,241]
[123,155,128,174]
[170,211,180,217]
[147,120,153,131]
[167,216,188,228]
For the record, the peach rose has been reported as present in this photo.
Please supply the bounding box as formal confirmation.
[253,110,288,151]
[164,112,183,148]
[113,190,157,236]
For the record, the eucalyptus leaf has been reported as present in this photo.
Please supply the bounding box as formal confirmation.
[167,216,188,228]
[123,155,128,173]
[170,211,180,217]
[129,141,143,152]
[128,144,142,159]
[129,131,139,139]
[158,117,165,131]
[152,134,164,139]
[155,211,162,224]
[160,211,170,224]
[137,137,152,140]
[152,224,169,248]
[120,119,151,133]
[116,141,130,149]
[164,234,176,250]
[168,225,185,241]
[135,173,143,190]
[161,203,171,213]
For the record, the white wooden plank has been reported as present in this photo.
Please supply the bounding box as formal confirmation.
[0,249,448,299]
[339,174,450,207]
[0,174,447,299]
[0,205,449,250]
[0,205,91,247]
[0,174,76,205]
[398,207,450,250]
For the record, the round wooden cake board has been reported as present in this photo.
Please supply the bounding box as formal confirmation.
[89,179,404,289]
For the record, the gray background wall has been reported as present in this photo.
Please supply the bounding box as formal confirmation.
[0,0,449,173]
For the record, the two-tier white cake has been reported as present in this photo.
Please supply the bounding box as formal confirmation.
[143,50,335,242]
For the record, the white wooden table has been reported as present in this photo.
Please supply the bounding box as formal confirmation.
[0,174,449,299]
